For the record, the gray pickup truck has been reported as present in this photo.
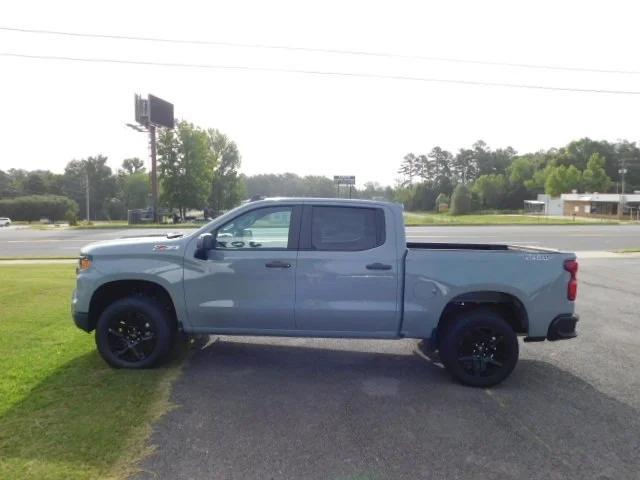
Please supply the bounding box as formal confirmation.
[72,198,578,387]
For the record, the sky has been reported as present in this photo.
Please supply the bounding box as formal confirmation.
[1,0,640,187]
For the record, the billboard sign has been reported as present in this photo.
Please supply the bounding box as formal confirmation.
[148,94,174,129]
[134,94,149,125]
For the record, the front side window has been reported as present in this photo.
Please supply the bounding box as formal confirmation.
[216,207,293,249]
[311,206,384,251]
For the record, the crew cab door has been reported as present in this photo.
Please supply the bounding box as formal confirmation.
[184,205,301,331]
[295,205,401,335]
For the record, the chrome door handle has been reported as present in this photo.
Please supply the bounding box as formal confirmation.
[265,261,291,268]
[366,263,392,270]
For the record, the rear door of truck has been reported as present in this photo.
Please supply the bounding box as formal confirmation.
[294,203,402,335]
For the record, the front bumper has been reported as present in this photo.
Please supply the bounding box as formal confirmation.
[73,311,91,332]
[547,314,579,341]
[71,288,92,332]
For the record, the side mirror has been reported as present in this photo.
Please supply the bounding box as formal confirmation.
[196,233,215,251]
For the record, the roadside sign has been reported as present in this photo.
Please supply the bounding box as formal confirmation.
[334,175,356,185]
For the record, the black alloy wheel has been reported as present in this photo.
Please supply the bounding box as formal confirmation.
[95,297,173,369]
[105,310,157,363]
[456,326,507,377]
[439,309,519,387]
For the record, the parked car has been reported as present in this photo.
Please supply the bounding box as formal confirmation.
[71,198,578,387]
[0,217,11,227]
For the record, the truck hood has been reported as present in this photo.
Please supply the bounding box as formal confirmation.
[80,235,187,256]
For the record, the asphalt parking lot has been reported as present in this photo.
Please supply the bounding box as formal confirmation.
[135,257,640,480]
[2,224,640,256]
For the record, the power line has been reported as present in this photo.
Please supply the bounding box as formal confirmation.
[2,25,640,76]
[3,52,640,96]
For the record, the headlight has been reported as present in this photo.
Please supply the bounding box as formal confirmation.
[78,254,93,272]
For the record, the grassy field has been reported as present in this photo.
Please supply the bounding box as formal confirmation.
[403,212,620,226]
[0,256,77,261]
[71,221,202,230]
[0,265,184,480]
[616,247,640,253]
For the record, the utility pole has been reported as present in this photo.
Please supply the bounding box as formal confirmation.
[149,125,159,223]
[618,159,628,219]
[85,170,90,222]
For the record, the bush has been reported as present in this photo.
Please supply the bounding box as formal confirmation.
[450,184,472,215]
[65,209,78,226]
[0,195,79,223]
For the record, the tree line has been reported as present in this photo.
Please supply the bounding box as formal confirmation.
[0,121,245,222]
[396,138,638,213]
[2,134,639,221]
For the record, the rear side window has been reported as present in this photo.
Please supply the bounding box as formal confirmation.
[310,206,385,251]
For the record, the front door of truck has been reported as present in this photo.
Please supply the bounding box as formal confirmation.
[185,205,301,331]
[295,205,401,335]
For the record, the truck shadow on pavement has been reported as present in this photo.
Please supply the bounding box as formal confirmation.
[135,337,640,480]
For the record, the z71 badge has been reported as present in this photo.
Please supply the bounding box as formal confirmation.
[524,254,550,261]
[153,244,180,252]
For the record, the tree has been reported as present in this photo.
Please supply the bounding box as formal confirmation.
[119,172,150,211]
[452,148,477,183]
[208,129,243,213]
[473,141,516,176]
[63,155,117,220]
[450,184,472,215]
[507,157,535,186]
[556,138,616,178]
[582,153,612,193]
[414,154,431,181]
[614,140,640,192]
[244,173,337,198]
[0,170,14,197]
[157,121,215,218]
[22,172,47,195]
[398,153,418,185]
[120,158,146,175]
[428,147,453,181]
[472,174,508,209]
[545,165,582,197]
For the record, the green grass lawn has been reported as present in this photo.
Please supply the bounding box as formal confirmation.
[0,256,77,261]
[71,221,202,230]
[0,265,184,480]
[403,212,620,226]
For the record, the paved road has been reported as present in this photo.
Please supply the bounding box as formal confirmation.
[2,224,640,256]
[134,258,640,480]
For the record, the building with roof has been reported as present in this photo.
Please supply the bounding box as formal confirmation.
[523,194,564,216]
[561,192,640,218]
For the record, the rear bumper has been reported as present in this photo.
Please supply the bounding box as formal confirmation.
[547,314,579,341]
[523,314,579,342]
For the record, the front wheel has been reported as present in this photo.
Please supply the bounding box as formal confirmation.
[95,296,174,369]
[439,309,519,387]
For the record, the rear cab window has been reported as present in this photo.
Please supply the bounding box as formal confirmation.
[304,206,385,251]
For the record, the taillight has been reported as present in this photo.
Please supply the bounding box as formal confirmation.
[564,259,578,301]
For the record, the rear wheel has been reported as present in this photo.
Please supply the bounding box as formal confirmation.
[439,309,519,387]
[95,296,173,369]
